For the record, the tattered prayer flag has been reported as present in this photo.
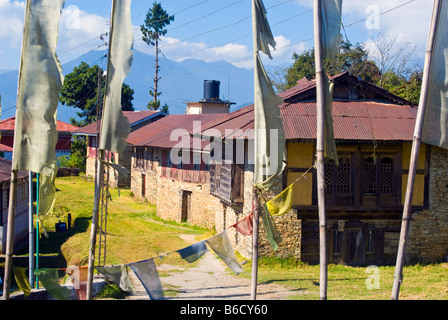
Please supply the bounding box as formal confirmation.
[253,53,286,191]
[422,0,448,149]
[252,0,286,192]
[266,184,294,217]
[12,266,31,298]
[320,0,343,64]
[205,231,243,275]
[253,0,276,59]
[261,204,282,251]
[12,0,65,216]
[176,241,208,263]
[129,259,164,300]
[324,74,338,164]
[99,0,132,154]
[319,0,342,164]
[95,265,134,293]
[232,214,253,236]
[34,268,71,301]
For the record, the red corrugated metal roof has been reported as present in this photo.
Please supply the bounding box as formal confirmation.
[127,113,225,149]
[73,110,164,135]
[281,101,417,141]
[194,100,417,142]
[0,143,13,152]
[0,117,79,132]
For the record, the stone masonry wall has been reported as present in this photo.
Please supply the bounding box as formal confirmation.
[407,146,448,263]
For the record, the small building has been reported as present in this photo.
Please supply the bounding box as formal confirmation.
[73,110,166,187]
[185,80,235,114]
[128,80,233,227]
[0,116,79,162]
[128,113,225,228]
[0,158,29,254]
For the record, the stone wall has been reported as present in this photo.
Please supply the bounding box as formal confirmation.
[407,146,448,263]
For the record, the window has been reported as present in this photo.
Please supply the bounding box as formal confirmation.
[166,152,172,167]
[193,153,201,171]
[366,229,375,253]
[321,148,401,209]
[332,230,341,254]
[177,151,183,169]
[134,147,145,169]
[362,154,396,194]
[363,157,377,193]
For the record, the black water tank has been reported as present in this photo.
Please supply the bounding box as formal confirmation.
[203,80,220,101]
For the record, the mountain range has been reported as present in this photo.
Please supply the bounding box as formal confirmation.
[0,49,259,125]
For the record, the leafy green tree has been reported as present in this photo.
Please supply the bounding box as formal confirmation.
[59,62,134,171]
[281,36,420,104]
[285,38,380,89]
[140,2,174,110]
[59,62,134,127]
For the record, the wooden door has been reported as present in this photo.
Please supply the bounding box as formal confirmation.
[181,191,192,222]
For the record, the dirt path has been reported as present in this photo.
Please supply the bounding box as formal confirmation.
[126,234,296,300]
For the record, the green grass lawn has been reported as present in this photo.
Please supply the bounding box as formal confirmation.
[39,176,211,268]
[37,176,448,300]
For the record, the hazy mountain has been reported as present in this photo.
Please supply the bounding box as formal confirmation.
[0,49,255,124]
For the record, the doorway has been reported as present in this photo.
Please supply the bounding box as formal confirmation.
[141,174,146,198]
[181,191,192,222]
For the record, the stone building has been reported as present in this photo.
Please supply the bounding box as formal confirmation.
[129,73,448,265]
[74,110,166,187]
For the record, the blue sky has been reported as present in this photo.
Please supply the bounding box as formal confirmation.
[0,0,433,72]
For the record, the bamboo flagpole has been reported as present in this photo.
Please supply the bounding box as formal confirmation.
[2,0,29,300]
[86,150,105,300]
[250,188,260,300]
[86,0,132,299]
[2,171,18,300]
[313,0,328,300]
[391,0,442,300]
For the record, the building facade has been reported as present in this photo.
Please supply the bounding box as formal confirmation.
[128,73,448,265]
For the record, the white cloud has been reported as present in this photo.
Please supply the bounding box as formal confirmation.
[57,6,109,64]
[0,0,25,51]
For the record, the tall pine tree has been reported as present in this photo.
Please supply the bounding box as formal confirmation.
[140,2,174,112]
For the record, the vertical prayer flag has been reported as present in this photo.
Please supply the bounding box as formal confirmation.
[253,0,276,59]
[128,259,165,300]
[422,0,448,149]
[252,0,286,191]
[205,231,244,275]
[95,265,134,293]
[318,0,342,165]
[176,241,208,263]
[261,204,282,251]
[12,0,65,215]
[266,183,294,217]
[99,0,132,154]
[320,0,343,64]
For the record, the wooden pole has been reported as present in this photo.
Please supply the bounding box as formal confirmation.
[86,150,105,300]
[250,188,260,300]
[391,0,441,301]
[2,170,18,300]
[313,0,328,300]
[28,171,35,288]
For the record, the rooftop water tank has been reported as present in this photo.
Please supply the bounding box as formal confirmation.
[203,80,220,101]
